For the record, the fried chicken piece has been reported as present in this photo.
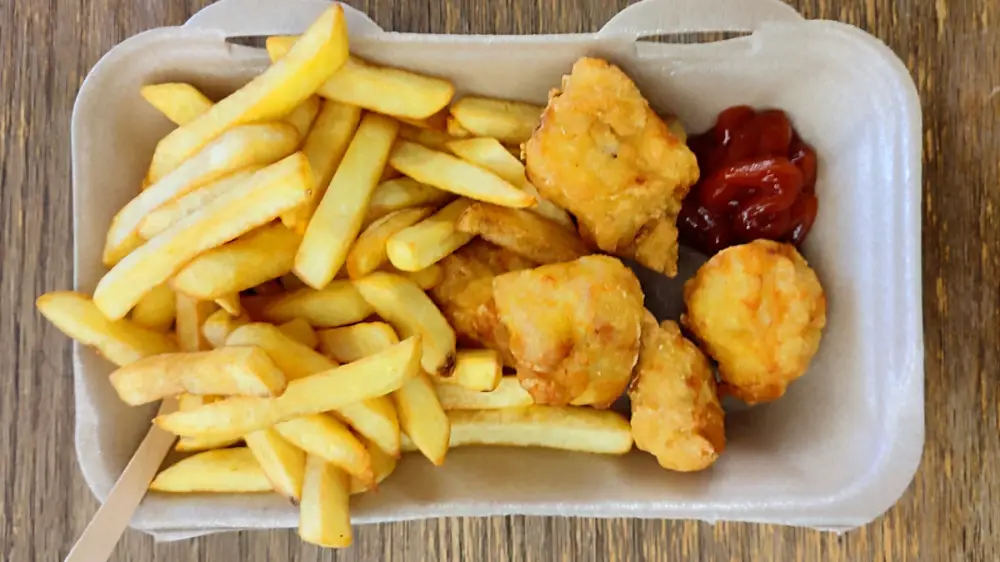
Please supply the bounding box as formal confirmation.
[493,255,644,408]
[683,240,826,404]
[618,215,680,277]
[525,57,699,275]
[430,240,536,366]
[629,312,725,472]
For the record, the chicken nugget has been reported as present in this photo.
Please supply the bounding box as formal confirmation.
[629,313,725,472]
[683,240,826,404]
[493,255,644,408]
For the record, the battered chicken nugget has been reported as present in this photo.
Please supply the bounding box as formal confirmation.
[493,255,644,408]
[629,313,725,472]
[683,240,826,404]
[525,57,698,269]
[619,215,680,277]
[430,240,535,366]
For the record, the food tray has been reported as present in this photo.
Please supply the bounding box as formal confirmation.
[70,0,923,538]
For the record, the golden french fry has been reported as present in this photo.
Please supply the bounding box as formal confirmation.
[385,198,474,272]
[398,125,462,151]
[175,394,240,451]
[95,153,312,320]
[151,448,272,493]
[393,371,449,465]
[201,308,250,348]
[353,273,456,376]
[299,455,352,548]
[389,141,533,208]
[449,97,542,145]
[336,397,400,458]
[435,376,533,410]
[172,223,302,301]
[245,427,306,501]
[109,346,287,405]
[349,437,397,494]
[397,108,448,131]
[282,101,363,231]
[138,168,261,240]
[432,349,501,392]
[347,206,435,279]
[392,264,443,291]
[450,406,633,454]
[278,317,318,349]
[315,322,398,363]
[147,6,348,182]
[251,282,374,328]
[276,414,373,485]
[175,293,217,352]
[446,137,573,229]
[215,293,242,316]
[445,115,472,138]
[140,83,213,126]
[155,337,420,439]
[364,177,452,226]
[36,291,178,366]
[267,36,453,120]
[105,123,300,265]
[295,113,399,289]
[457,202,588,265]
[130,283,175,332]
[284,95,321,138]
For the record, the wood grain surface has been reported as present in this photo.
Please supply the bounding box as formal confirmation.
[1,0,997,560]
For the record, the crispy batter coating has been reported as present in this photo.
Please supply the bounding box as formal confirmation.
[682,240,826,404]
[493,255,644,408]
[430,240,536,366]
[524,57,699,273]
[619,215,680,277]
[629,313,725,472]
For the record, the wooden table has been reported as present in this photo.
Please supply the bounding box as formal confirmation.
[1,0,997,560]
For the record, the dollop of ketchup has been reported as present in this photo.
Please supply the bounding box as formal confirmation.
[679,106,819,255]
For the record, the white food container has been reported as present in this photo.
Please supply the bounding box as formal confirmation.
[71,0,924,540]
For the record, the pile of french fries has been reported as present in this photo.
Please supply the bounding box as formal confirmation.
[36,5,633,548]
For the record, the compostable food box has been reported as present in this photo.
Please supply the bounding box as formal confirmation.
[71,0,924,540]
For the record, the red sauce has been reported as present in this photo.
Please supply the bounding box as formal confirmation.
[678,106,819,255]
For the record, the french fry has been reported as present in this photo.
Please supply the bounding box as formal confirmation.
[175,293,217,352]
[295,113,399,289]
[385,198,474,272]
[393,371,450,465]
[457,203,588,264]
[276,414,373,485]
[228,323,401,456]
[434,376,532,410]
[147,6,348,182]
[402,406,633,454]
[172,223,302,300]
[282,101,363,231]
[446,137,574,230]
[140,83,213,126]
[175,394,240,451]
[432,349,501,392]
[138,168,260,239]
[36,291,177,366]
[278,317,318,349]
[155,337,420,440]
[347,206,435,279]
[108,346,287,405]
[398,108,448,131]
[284,95,321,138]
[245,427,307,502]
[364,177,452,226]
[215,293,242,316]
[397,264,443,291]
[445,115,472,137]
[152,448,272,493]
[299,455,352,548]
[353,273,456,376]
[104,123,300,265]
[251,282,374,328]
[95,153,312,320]
[130,283,176,332]
[201,308,250,348]
[267,36,453,120]
[389,141,533,208]
[398,125,462,151]
[316,322,398,363]
[349,437,397,494]
[449,97,542,145]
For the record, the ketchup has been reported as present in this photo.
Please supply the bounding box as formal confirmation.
[678,106,819,255]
